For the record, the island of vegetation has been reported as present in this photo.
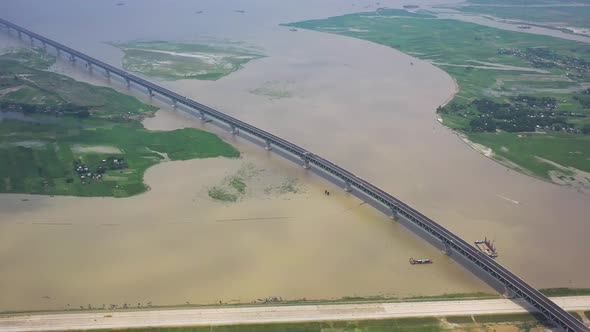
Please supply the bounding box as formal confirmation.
[286,8,590,188]
[110,41,264,81]
[0,48,239,197]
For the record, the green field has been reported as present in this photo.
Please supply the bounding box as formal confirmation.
[539,288,590,297]
[110,41,264,81]
[286,9,590,184]
[0,48,239,197]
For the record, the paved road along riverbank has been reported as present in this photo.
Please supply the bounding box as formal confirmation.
[1,296,589,331]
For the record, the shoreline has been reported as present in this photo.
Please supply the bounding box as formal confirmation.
[1,296,589,331]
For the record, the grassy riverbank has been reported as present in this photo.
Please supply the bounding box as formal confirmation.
[0,48,239,197]
[110,41,264,81]
[286,9,590,187]
[6,288,590,316]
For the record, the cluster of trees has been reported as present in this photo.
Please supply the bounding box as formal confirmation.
[443,97,586,134]
[534,48,590,71]
[0,101,90,118]
[510,95,557,110]
[573,88,590,108]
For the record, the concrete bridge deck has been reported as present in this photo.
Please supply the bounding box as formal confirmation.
[0,17,587,332]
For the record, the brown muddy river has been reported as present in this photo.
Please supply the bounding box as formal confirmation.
[0,0,589,312]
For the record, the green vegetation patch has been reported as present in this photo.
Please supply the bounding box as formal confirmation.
[403,292,495,301]
[110,41,264,81]
[468,131,590,179]
[286,10,590,183]
[249,80,295,99]
[0,48,239,197]
[208,163,258,202]
[0,47,55,69]
[540,287,590,297]
[585,311,590,320]
[445,315,474,324]
[473,312,543,323]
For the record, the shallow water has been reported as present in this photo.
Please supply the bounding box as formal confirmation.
[0,0,589,312]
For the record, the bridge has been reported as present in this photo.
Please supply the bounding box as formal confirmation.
[0,18,587,332]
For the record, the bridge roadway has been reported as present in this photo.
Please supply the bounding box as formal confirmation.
[1,18,587,332]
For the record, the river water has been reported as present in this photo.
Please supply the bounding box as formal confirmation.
[0,0,588,312]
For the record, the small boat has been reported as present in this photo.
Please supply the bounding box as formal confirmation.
[409,257,433,265]
[289,28,298,32]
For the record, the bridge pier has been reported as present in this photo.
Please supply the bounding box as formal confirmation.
[344,181,352,192]
[105,69,111,79]
[302,159,310,169]
[172,99,177,108]
[199,111,206,121]
[503,285,516,299]
[264,139,272,150]
[86,61,92,71]
[442,242,452,256]
[389,206,399,220]
[69,54,76,63]
[229,125,238,135]
[29,35,34,46]
[17,31,21,39]
[125,78,131,87]
[147,88,154,97]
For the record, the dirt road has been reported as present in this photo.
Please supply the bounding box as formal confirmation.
[1,296,589,331]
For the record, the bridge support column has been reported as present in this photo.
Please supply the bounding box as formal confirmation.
[344,181,352,192]
[264,139,272,150]
[87,62,92,71]
[302,159,310,169]
[442,242,452,256]
[199,111,206,121]
[105,69,111,78]
[125,78,130,87]
[147,88,154,97]
[389,206,399,220]
[41,41,46,50]
[229,125,238,135]
[503,285,516,299]
[17,31,21,39]
[56,48,60,57]
[172,99,177,108]
[69,54,76,63]
[29,36,34,46]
